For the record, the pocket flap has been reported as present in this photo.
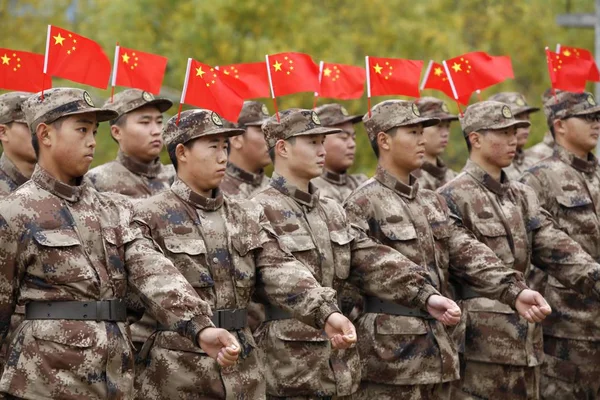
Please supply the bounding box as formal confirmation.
[431,222,451,240]
[102,227,137,247]
[556,195,593,208]
[164,237,207,255]
[271,319,328,342]
[375,314,428,335]
[31,320,95,347]
[329,229,353,245]
[33,229,81,247]
[380,222,418,241]
[474,221,506,238]
[466,297,515,314]
[277,234,316,252]
[232,235,262,257]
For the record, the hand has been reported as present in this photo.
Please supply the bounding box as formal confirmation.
[198,327,240,367]
[426,295,461,326]
[515,289,552,323]
[324,312,357,349]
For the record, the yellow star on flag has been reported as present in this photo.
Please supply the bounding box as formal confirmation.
[324,67,332,77]
[434,67,443,76]
[452,63,462,73]
[122,53,130,63]
[273,61,282,71]
[53,33,65,46]
[1,54,10,65]
[373,63,383,74]
[196,66,205,78]
[563,50,572,57]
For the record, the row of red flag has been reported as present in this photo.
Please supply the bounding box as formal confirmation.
[1,25,598,121]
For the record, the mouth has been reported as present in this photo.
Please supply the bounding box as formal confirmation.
[316,161,325,166]
[150,140,163,147]
[84,154,94,160]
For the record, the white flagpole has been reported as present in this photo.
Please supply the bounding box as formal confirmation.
[420,60,434,91]
[111,45,120,88]
[43,25,51,74]
[442,60,459,100]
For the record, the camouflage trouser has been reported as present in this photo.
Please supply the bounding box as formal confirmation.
[355,381,452,400]
[541,336,600,400]
[266,395,356,400]
[451,359,540,400]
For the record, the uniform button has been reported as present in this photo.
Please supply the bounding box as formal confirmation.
[212,257,219,264]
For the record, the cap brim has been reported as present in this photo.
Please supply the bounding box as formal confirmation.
[292,126,342,137]
[390,116,440,129]
[243,118,270,127]
[183,126,245,144]
[515,106,540,115]
[425,113,459,121]
[62,108,119,123]
[572,105,600,117]
[490,119,531,130]
[338,114,364,125]
[141,99,173,114]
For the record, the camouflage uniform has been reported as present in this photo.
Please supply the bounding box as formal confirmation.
[345,100,529,399]
[0,88,217,399]
[520,92,600,400]
[221,101,271,200]
[86,89,175,198]
[438,101,600,400]
[0,92,31,195]
[254,109,444,399]
[524,131,554,165]
[488,93,540,181]
[311,104,367,203]
[412,97,459,191]
[133,109,343,400]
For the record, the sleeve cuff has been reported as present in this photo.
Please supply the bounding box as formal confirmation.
[503,281,529,309]
[314,301,342,330]
[414,284,441,310]
[185,314,215,347]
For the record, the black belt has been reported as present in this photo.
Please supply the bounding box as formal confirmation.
[364,296,433,319]
[456,285,481,300]
[25,300,127,322]
[158,308,248,331]
[264,305,292,322]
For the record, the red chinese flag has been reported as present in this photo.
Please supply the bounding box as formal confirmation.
[546,49,591,93]
[182,59,243,122]
[318,62,365,100]
[267,52,319,96]
[421,61,470,105]
[114,46,167,95]
[558,45,600,81]
[0,49,48,92]
[445,52,513,98]
[45,25,111,89]
[367,56,423,98]
[219,62,270,99]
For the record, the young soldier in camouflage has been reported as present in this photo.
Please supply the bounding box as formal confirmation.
[413,97,458,190]
[344,99,550,400]
[254,108,462,399]
[520,91,600,400]
[439,100,600,400]
[488,92,540,180]
[133,108,356,399]
[86,89,174,197]
[0,88,240,399]
[220,101,271,199]
[525,89,559,164]
[311,103,367,203]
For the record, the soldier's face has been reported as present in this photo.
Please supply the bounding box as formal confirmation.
[240,125,271,170]
[116,105,164,163]
[514,112,531,149]
[179,134,228,192]
[559,113,600,154]
[478,126,517,168]
[423,121,450,157]
[0,122,36,163]
[324,122,356,173]
[287,134,327,180]
[386,124,425,172]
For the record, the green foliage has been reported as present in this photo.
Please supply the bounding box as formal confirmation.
[0,0,596,173]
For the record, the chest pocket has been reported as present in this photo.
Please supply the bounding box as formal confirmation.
[330,229,353,280]
[379,221,420,264]
[473,221,515,267]
[163,237,214,291]
[102,227,137,296]
[556,195,599,237]
[231,235,260,306]
[430,220,451,271]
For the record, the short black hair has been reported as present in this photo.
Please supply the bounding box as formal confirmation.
[464,130,490,153]
[167,140,194,172]
[369,127,397,159]
[268,137,295,164]
[32,118,64,158]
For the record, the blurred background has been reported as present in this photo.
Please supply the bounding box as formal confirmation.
[0,0,596,175]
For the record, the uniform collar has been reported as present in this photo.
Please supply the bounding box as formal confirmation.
[0,153,29,187]
[171,178,224,211]
[117,150,163,179]
[464,159,510,196]
[554,144,598,174]
[420,157,448,179]
[225,162,265,186]
[32,165,86,202]
[543,131,555,147]
[321,169,348,186]
[513,149,525,166]
[270,172,319,209]
[375,165,419,199]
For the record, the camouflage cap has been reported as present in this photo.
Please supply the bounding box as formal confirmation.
[460,101,531,135]
[261,108,341,148]
[363,100,440,141]
[488,92,539,116]
[237,101,270,127]
[22,88,118,135]
[541,88,563,104]
[543,91,600,121]
[414,97,458,121]
[103,89,172,122]
[0,91,30,124]
[314,103,363,126]
[163,109,244,147]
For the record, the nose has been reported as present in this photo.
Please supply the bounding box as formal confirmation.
[151,121,162,136]
[217,148,228,164]
[348,137,356,150]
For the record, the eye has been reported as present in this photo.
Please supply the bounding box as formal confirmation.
[78,127,88,133]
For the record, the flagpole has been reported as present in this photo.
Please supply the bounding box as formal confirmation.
[420,60,434,91]
[556,43,561,54]
[476,89,482,102]
[442,60,463,116]
[265,54,280,122]
[42,24,52,100]
[365,56,372,117]
[544,47,558,102]
[110,43,120,103]
[177,58,193,125]
[313,60,324,109]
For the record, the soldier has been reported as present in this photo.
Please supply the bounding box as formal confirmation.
[86,89,174,197]
[344,99,550,399]
[412,97,459,190]
[0,92,36,195]
[0,88,240,399]
[220,101,271,199]
[520,91,600,399]
[253,108,463,399]
[525,89,558,164]
[488,92,540,180]
[438,101,600,400]
[311,103,367,203]
[133,108,356,399]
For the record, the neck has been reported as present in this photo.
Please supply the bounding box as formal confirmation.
[557,138,589,160]
[379,157,411,185]
[423,153,438,165]
[6,152,35,178]
[274,164,310,192]
[228,151,260,174]
[121,149,155,165]
[470,153,502,181]
[323,161,347,175]
[178,171,214,199]
[38,158,78,186]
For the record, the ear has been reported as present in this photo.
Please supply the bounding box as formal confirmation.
[552,118,565,138]
[111,125,122,143]
[0,124,8,143]
[274,139,288,160]
[175,143,188,166]
[37,123,52,149]
[467,131,481,149]
[376,131,390,153]
[230,133,244,150]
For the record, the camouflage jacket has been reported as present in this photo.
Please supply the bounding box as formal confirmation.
[0,166,214,399]
[220,162,270,200]
[439,160,600,367]
[252,172,441,397]
[520,145,600,341]
[503,148,535,181]
[344,166,527,385]
[0,153,28,196]
[413,157,457,191]
[311,169,368,203]
[524,131,555,165]
[86,150,175,198]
